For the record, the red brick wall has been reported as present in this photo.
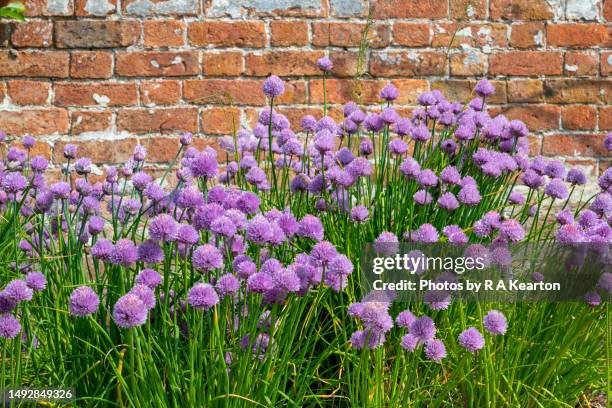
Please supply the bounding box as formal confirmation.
[0,0,610,177]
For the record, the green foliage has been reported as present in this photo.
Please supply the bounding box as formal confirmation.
[0,2,26,22]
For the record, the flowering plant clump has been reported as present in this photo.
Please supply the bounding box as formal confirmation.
[0,57,609,406]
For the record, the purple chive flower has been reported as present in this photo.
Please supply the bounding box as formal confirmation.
[109,239,138,268]
[113,294,147,328]
[556,223,587,243]
[180,132,193,146]
[2,172,28,193]
[246,215,273,245]
[314,129,336,153]
[522,169,545,189]
[417,169,438,188]
[400,333,420,352]
[297,215,324,241]
[137,240,164,264]
[359,138,373,155]
[91,238,113,261]
[424,339,447,363]
[410,124,431,142]
[437,192,459,211]
[25,272,46,292]
[190,151,218,179]
[544,178,569,200]
[508,191,526,205]
[69,286,99,317]
[63,144,77,159]
[187,283,219,310]
[262,75,285,98]
[412,224,439,243]
[192,244,223,272]
[129,285,156,310]
[556,209,574,225]
[30,156,48,173]
[566,167,587,185]
[301,115,317,132]
[74,157,92,175]
[22,135,36,149]
[4,280,33,303]
[211,215,237,238]
[216,274,240,297]
[544,160,566,179]
[584,291,601,307]
[316,56,333,72]
[310,241,338,266]
[0,314,21,339]
[483,310,508,335]
[413,190,432,205]
[177,224,199,246]
[148,214,178,242]
[410,316,436,343]
[380,83,399,101]
[88,216,105,236]
[475,79,495,97]
[396,310,416,328]
[499,219,525,242]
[443,225,468,244]
[350,205,369,223]
[237,191,260,215]
[0,293,16,313]
[50,182,71,199]
[131,172,152,192]
[135,269,162,288]
[440,166,461,185]
[459,327,485,352]
[374,232,399,256]
[388,138,408,155]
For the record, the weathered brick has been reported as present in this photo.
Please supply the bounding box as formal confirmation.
[562,105,597,130]
[24,0,74,16]
[564,52,598,77]
[370,51,447,77]
[329,51,359,78]
[55,20,140,48]
[450,0,487,19]
[144,20,185,47]
[431,24,507,48]
[115,51,199,77]
[270,21,309,46]
[11,20,53,48]
[75,0,117,16]
[54,139,138,164]
[392,23,430,47]
[123,0,198,15]
[310,79,429,105]
[492,105,560,130]
[202,107,241,135]
[245,51,325,76]
[0,51,69,78]
[489,51,562,76]
[141,137,181,163]
[141,80,181,106]
[547,24,608,48]
[189,22,266,47]
[203,51,243,76]
[603,51,612,76]
[7,80,50,105]
[605,0,612,20]
[507,79,544,102]
[599,106,612,130]
[0,108,69,135]
[372,0,448,18]
[117,107,199,133]
[71,110,113,133]
[543,134,607,157]
[510,22,545,49]
[0,82,5,102]
[491,0,554,20]
[54,82,138,107]
[543,79,602,104]
[184,79,307,105]
[431,80,507,104]
[450,51,485,76]
[312,22,390,48]
[70,51,113,79]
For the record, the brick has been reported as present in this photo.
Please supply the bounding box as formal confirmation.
[603,80,612,104]
[0,24,9,48]
[599,106,612,130]
[491,105,560,130]
[25,0,74,16]
[489,51,562,76]
[507,79,544,103]
[603,52,612,76]
[312,22,390,48]
[0,108,69,135]
[450,0,487,19]
[370,51,447,77]
[0,82,5,102]
[71,110,113,133]
[141,137,181,163]
[202,107,241,134]
[54,139,138,164]
[510,23,545,49]
[562,105,597,130]
[141,80,181,106]
[117,108,199,133]
[7,80,50,105]
[372,0,448,18]
[55,20,140,48]
[431,80,507,104]
[431,24,507,49]
[547,24,608,48]
[0,51,69,78]
[543,80,602,104]
[184,79,307,105]
[70,51,113,79]
[123,0,198,16]
[564,52,598,77]
[189,22,266,47]
[329,51,359,78]
[75,0,117,16]
[54,82,138,107]
[245,51,325,76]
[392,23,430,47]
[203,51,243,76]
[270,21,309,46]
[543,134,607,157]
[450,51,485,77]
[115,51,199,77]
[11,20,53,48]
[144,20,185,47]
[310,79,429,105]
[491,0,554,20]
[605,0,612,20]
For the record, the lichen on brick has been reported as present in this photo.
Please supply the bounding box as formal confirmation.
[207,0,321,18]
[125,0,198,16]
